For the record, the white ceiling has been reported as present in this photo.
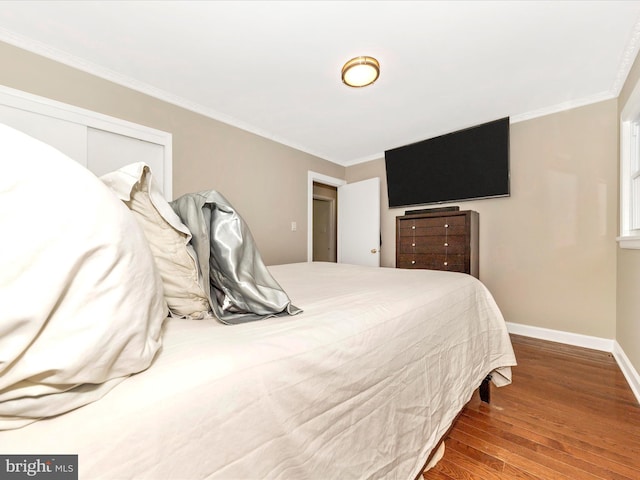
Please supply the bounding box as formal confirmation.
[1,1,640,166]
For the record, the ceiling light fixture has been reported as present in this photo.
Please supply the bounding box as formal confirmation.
[341,56,380,88]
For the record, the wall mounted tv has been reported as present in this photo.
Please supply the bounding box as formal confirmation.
[384,117,510,208]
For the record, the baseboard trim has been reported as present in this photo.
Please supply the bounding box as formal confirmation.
[505,322,614,352]
[506,322,640,405]
[613,341,640,404]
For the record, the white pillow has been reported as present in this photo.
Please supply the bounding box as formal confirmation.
[0,124,167,430]
[101,163,210,318]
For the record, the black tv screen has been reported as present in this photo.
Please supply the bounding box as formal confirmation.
[385,117,510,208]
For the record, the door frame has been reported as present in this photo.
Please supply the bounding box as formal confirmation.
[307,171,345,262]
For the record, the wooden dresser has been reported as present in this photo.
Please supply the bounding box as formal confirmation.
[395,210,479,278]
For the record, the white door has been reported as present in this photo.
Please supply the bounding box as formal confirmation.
[337,177,381,266]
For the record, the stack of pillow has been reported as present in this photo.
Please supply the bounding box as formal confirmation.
[0,124,168,430]
[101,163,211,319]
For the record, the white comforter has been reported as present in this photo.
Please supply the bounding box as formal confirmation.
[0,262,516,479]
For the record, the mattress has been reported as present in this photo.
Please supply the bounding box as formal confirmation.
[0,262,516,479]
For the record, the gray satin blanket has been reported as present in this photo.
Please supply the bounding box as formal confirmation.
[171,190,302,324]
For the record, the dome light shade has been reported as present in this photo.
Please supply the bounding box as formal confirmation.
[341,56,380,88]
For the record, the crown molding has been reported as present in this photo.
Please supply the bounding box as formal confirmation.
[611,14,640,96]
[510,90,617,125]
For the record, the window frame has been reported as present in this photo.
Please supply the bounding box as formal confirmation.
[619,81,640,249]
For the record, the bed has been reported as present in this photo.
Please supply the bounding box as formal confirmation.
[0,116,516,479]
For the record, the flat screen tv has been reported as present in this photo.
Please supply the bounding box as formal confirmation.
[384,117,510,208]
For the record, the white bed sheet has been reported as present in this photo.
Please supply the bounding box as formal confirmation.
[0,262,516,479]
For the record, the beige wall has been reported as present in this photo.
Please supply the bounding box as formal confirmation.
[0,41,344,265]
[617,50,640,373]
[347,100,619,339]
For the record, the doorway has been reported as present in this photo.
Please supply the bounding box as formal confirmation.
[312,182,337,262]
[307,171,380,266]
[307,172,346,262]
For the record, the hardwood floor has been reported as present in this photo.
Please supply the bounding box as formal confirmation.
[423,334,640,480]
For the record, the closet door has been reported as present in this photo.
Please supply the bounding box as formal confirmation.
[0,85,172,199]
[0,103,87,164]
[87,127,166,195]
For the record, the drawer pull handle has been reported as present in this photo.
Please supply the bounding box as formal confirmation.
[444,261,448,266]
[412,243,415,247]
[444,242,448,247]
[444,224,449,228]
[411,260,416,265]
[411,225,416,229]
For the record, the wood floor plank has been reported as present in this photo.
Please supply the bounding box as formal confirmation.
[489,388,640,455]
[447,427,578,480]
[465,394,640,468]
[438,448,505,479]
[444,437,503,472]
[459,409,640,479]
[501,463,546,480]
[455,415,633,480]
[423,334,640,480]
[421,469,455,480]
[429,457,479,480]
[486,377,639,441]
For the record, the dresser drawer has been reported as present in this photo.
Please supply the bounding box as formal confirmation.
[397,235,467,254]
[397,253,467,271]
[409,215,467,229]
[397,215,467,237]
[398,224,467,237]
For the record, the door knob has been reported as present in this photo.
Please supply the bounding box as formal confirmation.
[370,248,378,254]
